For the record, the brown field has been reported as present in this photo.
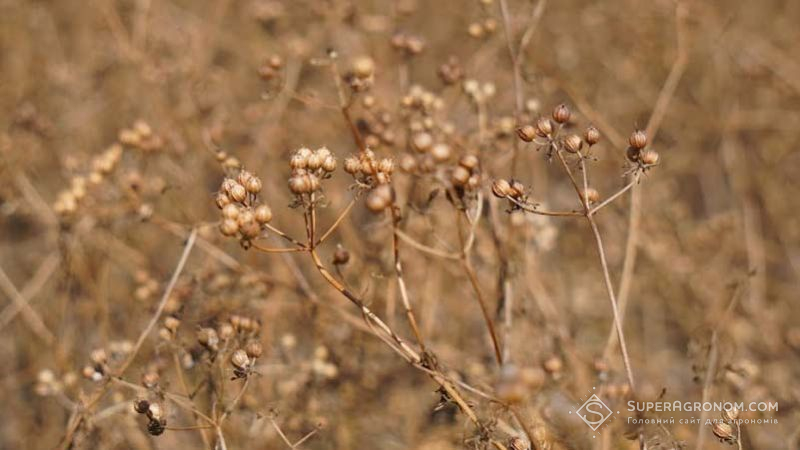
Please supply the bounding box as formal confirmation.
[1,0,798,449]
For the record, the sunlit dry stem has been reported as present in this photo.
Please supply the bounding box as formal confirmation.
[390,205,427,351]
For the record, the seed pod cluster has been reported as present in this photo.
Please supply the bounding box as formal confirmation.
[390,32,426,56]
[624,129,660,168]
[258,54,284,85]
[53,144,124,216]
[216,169,272,247]
[343,149,395,187]
[450,154,481,190]
[288,147,336,195]
[462,78,496,104]
[437,56,463,85]
[118,120,164,152]
[492,178,529,203]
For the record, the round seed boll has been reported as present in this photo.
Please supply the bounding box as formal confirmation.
[231,349,250,369]
[254,204,273,224]
[451,166,471,186]
[640,149,660,166]
[552,104,571,124]
[245,176,262,194]
[564,134,583,153]
[430,142,452,162]
[229,183,247,202]
[219,219,239,237]
[629,129,647,149]
[584,125,601,145]
[582,188,600,204]
[459,154,479,170]
[535,117,553,137]
[492,179,512,198]
[245,341,263,358]
[517,125,536,142]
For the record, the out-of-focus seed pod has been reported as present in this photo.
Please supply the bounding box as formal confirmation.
[237,170,253,187]
[552,104,571,124]
[564,134,583,153]
[430,142,451,162]
[197,327,219,350]
[451,166,471,186]
[535,117,553,137]
[629,130,647,150]
[290,153,307,169]
[333,246,350,265]
[141,371,159,388]
[510,180,526,198]
[467,22,484,38]
[222,204,240,220]
[517,125,537,142]
[459,154,479,171]
[495,365,526,404]
[352,56,375,79]
[254,204,273,224]
[712,422,735,442]
[378,158,395,174]
[231,349,250,370]
[366,185,392,213]
[543,355,563,374]
[722,406,740,422]
[412,132,433,152]
[215,192,231,209]
[288,175,308,194]
[163,316,180,333]
[245,341,263,358]
[584,125,600,146]
[581,188,600,205]
[640,149,660,166]
[220,219,239,237]
[239,220,261,239]
[399,154,417,173]
[322,156,337,172]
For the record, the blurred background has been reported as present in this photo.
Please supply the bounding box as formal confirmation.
[0,0,798,448]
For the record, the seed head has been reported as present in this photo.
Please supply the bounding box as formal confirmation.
[229,183,247,203]
[629,129,647,149]
[231,349,251,370]
[722,406,740,422]
[215,192,231,209]
[584,125,600,146]
[322,156,337,172]
[492,179,512,198]
[366,185,392,213]
[254,204,273,224]
[517,125,537,142]
[430,142,451,162]
[352,56,375,79]
[245,176,262,194]
[220,219,239,237]
[712,422,735,442]
[640,149,660,166]
[245,341,263,358]
[581,187,600,205]
[451,166,471,186]
[552,104,571,124]
[412,132,433,152]
[535,117,553,137]
[459,154,479,170]
[344,156,361,174]
[333,246,350,265]
[564,134,583,153]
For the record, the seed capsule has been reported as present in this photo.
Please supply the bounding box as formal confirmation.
[564,134,583,153]
[535,117,553,137]
[343,156,361,175]
[629,129,647,149]
[378,158,395,174]
[254,205,273,224]
[197,328,219,350]
[322,156,337,172]
[552,104,571,124]
[352,56,375,79]
[430,142,451,162]
[459,154,479,170]
[366,185,392,213]
[451,166,471,186]
[581,188,600,205]
[245,176,262,194]
[245,341,263,358]
[640,149,660,166]
[333,246,350,265]
[722,406,740,422]
[220,219,239,237]
[215,192,231,209]
[492,179,512,198]
[229,183,247,202]
[584,125,600,145]
[231,349,250,369]
[517,125,536,142]
[412,132,433,152]
[712,422,735,442]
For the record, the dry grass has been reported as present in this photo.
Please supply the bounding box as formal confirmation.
[1,0,799,449]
